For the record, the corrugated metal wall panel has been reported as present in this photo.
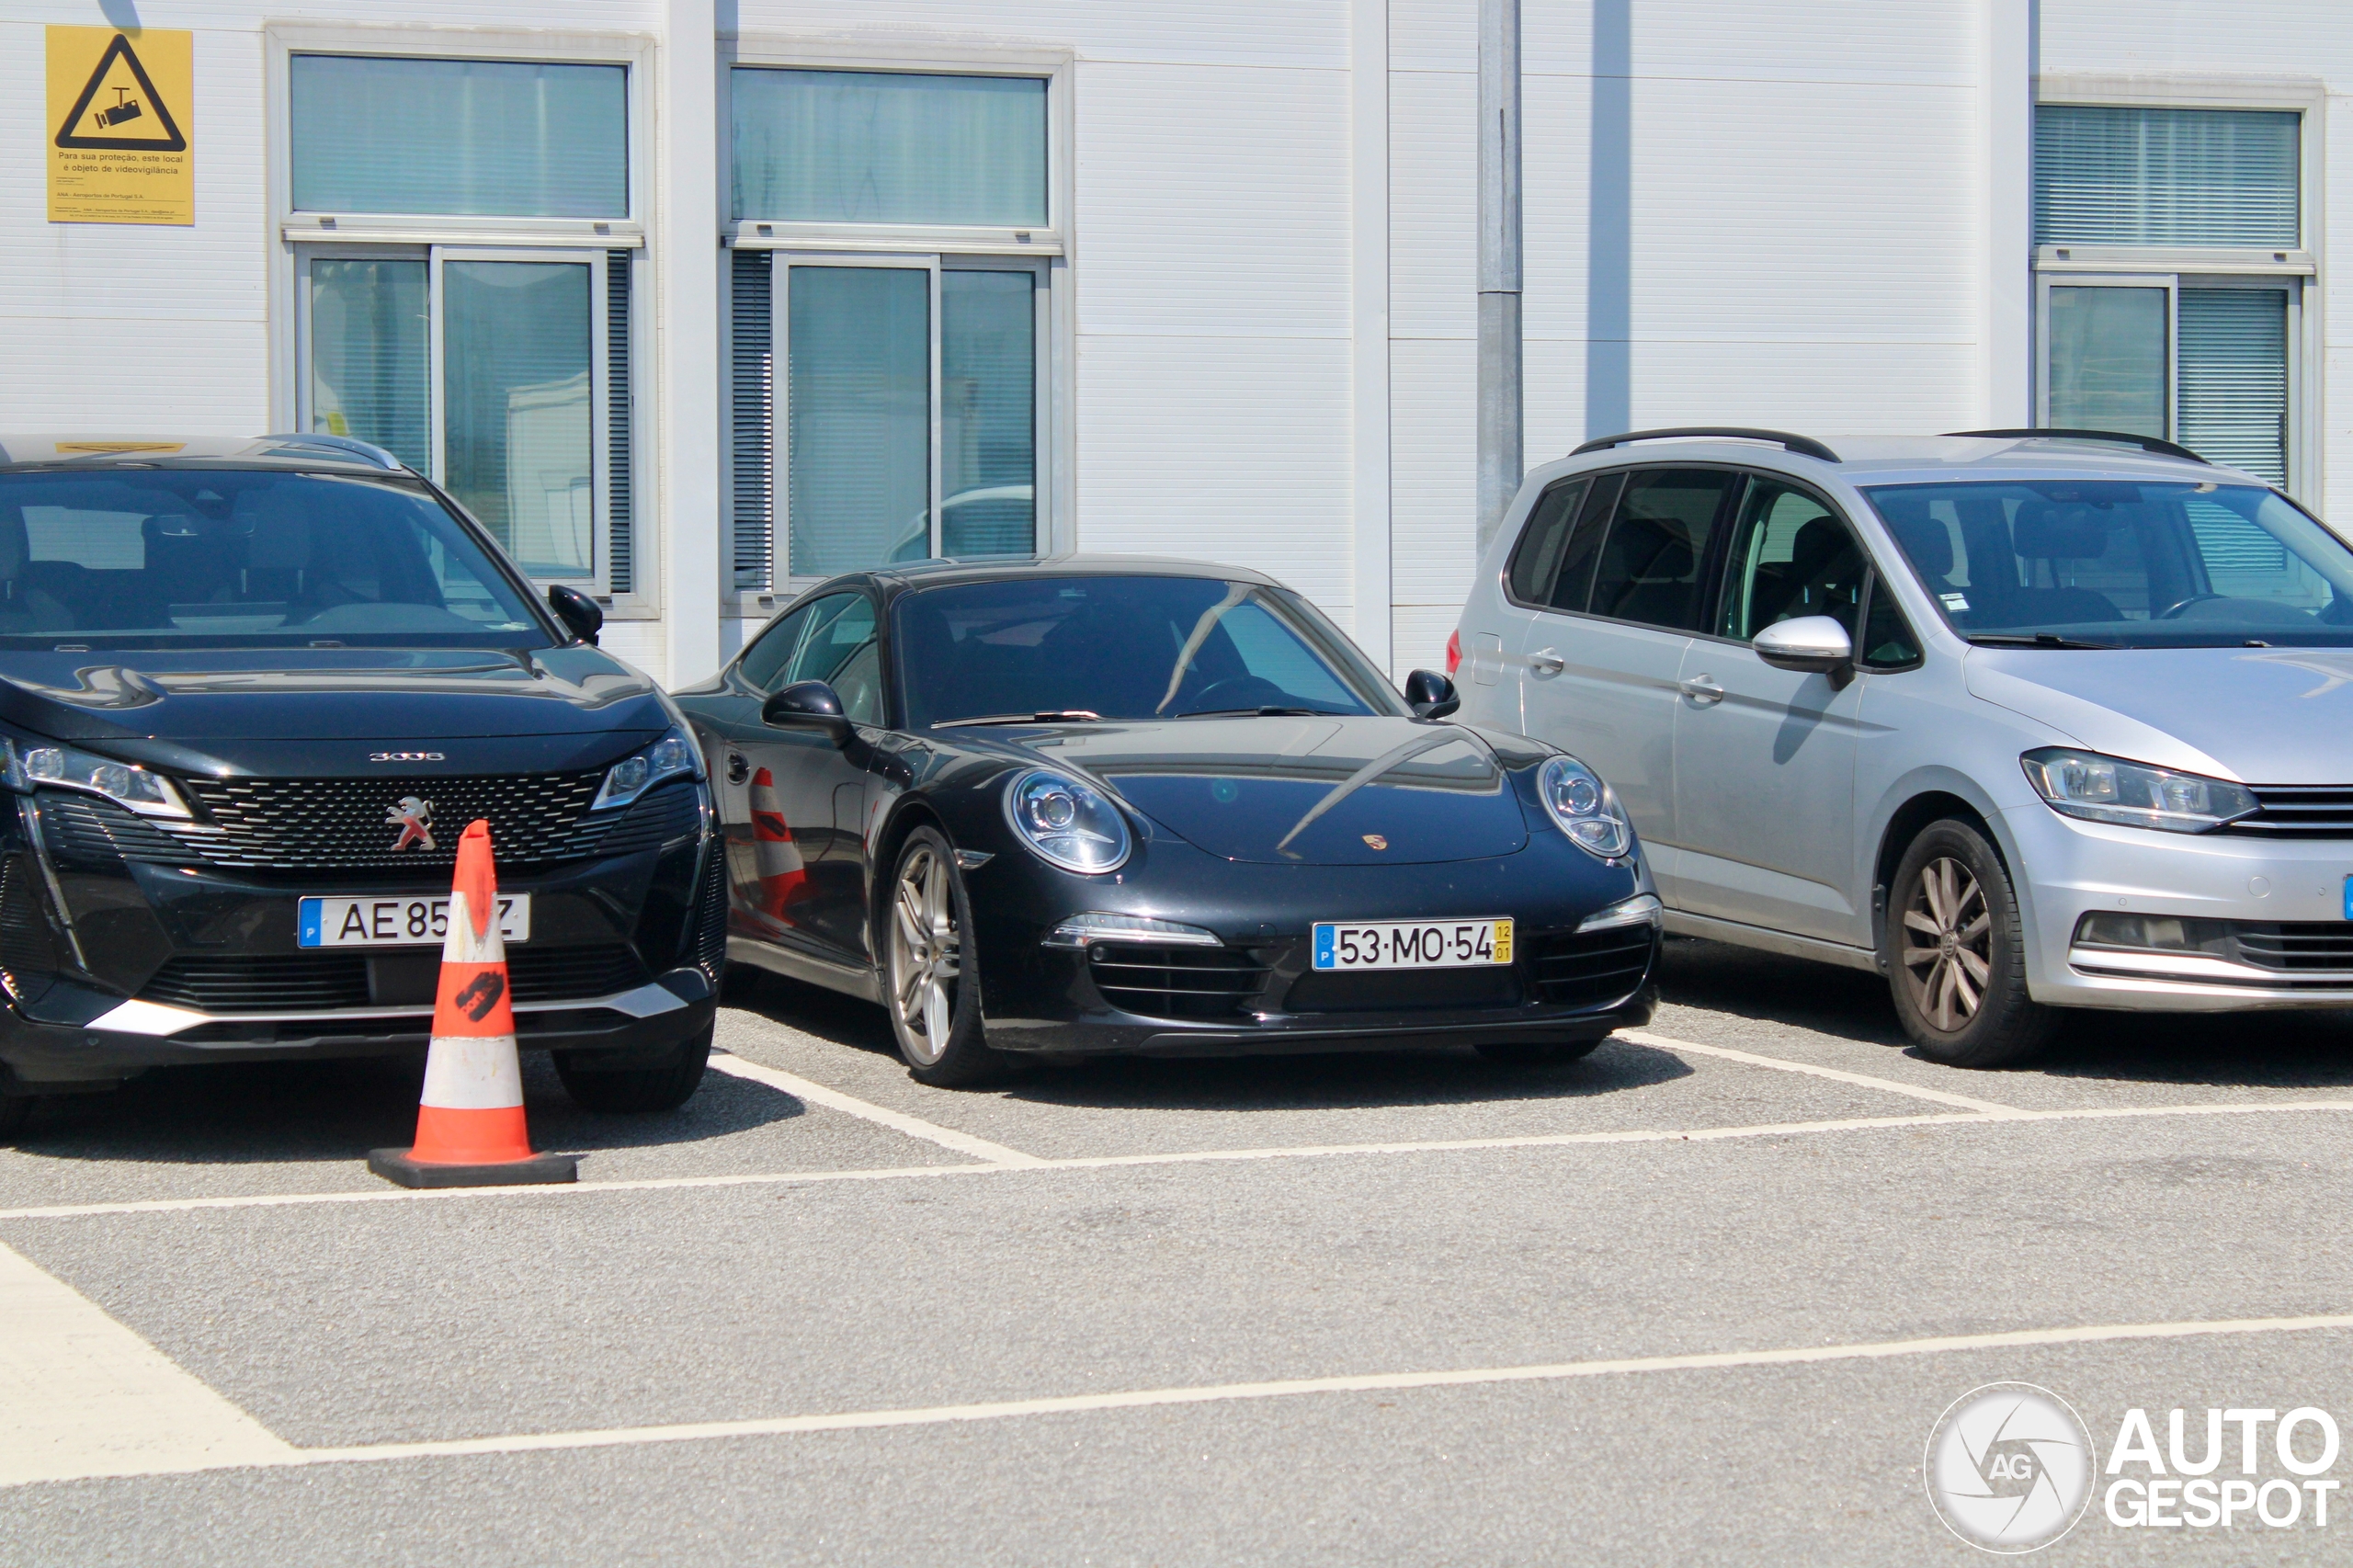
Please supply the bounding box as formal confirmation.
[1387,68,1474,340]
[1074,62,1351,338]
[1075,335,1354,611]
[1525,0,1972,83]
[736,2,1347,69]
[1386,336,1475,653]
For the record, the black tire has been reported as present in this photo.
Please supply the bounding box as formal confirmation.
[1883,819,2057,1068]
[554,1021,713,1112]
[0,1092,30,1143]
[1474,1039,1606,1067]
[883,827,1015,1087]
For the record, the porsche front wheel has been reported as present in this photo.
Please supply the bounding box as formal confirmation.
[884,828,1012,1087]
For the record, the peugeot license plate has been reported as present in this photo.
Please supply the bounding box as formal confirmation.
[1312,918,1512,971]
[298,894,531,949]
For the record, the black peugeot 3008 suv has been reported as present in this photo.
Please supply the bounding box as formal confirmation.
[0,435,721,1135]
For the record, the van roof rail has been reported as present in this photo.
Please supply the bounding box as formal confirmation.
[256,433,407,471]
[1572,426,1841,463]
[1943,427,2210,465]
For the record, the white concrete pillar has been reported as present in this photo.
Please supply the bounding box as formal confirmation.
[1979,0,2034,426]
[655,0,723,688]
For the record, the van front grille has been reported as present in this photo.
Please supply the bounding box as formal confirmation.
[2226,786,2353,840]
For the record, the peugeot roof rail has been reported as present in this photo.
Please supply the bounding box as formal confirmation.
[256,432,407,471]
[1572,426,1841,463]
[1943,427,2210,465]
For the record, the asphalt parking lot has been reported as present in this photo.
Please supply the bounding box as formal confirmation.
[2,937,2350,1565]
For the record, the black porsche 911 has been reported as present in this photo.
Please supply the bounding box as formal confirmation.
[672,558,1660,1085]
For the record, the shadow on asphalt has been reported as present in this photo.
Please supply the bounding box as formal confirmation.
[6,1050,801,1163]
[732,971,1697,1112]
[1657,936,2353,1091]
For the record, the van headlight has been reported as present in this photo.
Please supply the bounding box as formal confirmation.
[2021,748,2256,835]
[593,726,702,811]
[1006,768,1131,874]
[1538,756,1633,858]
[11,740,190,819]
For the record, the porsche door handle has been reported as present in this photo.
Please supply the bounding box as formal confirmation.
[1679,676,1725,706]
[1529,648,1566,676]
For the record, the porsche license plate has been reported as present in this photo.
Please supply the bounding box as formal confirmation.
[1312,918,1512,971]
[298,894,531,949]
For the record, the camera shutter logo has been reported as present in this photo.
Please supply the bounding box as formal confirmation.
[1925,1382,2094,1552]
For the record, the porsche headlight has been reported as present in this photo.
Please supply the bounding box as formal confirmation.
[13,740,190,819]
[1006,768,1132,874]
[2021,748,2256,835]
[1539,755,1633,859]
[593,725,703,811]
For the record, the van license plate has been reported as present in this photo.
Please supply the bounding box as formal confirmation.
[1313,918,1512,971]
[298,895,532,949]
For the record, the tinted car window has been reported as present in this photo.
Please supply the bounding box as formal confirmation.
[1718,477,1866,642]
[1859,574,1923,667]
[894,575,1403,729]
[1506,478,1590,604]
[737,601,815,692]
[1586,469,1733,630]
[0,470,545,647]
[785,594,883,724]
[1867,481,2353,646]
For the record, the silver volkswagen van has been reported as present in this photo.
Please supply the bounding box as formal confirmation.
[1452,428,2353,1067]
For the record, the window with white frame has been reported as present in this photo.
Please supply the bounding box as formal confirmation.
[728,64,1055,593]
[2033,100,2313,493]
[286,52,638,590]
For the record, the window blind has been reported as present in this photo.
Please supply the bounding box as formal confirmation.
[2034,106,2298,247]
[290,56,628,218]
[607,250,634,594]
[2178,288,2289,486]
[730,250,775,591]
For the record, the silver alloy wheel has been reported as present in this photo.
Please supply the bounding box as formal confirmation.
[1900,856,1991,1031]
[889,842,961,1065]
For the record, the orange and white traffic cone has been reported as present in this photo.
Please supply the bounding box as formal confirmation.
[368,819,576,1188]
[749,767,809,921]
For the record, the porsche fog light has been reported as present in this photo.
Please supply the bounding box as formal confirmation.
[1577,892,1663,934]
[1006,768,1132,874]
[1044,912,1220,949]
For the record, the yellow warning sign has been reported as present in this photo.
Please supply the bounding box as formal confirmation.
[47,26,193,225]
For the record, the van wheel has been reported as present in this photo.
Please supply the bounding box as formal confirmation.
[885,828,1014,1087]
[554,1023,712,1112]
[1884,820,2056,1068]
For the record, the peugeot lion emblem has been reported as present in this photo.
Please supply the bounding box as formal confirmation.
[388,797,436,852]
[1362,834,1389,851]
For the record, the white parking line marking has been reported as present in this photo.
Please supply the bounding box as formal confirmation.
[0,1242,297,1486]
[708,1051,1047,1166]
[1620,1029,2033,1116]
[11,1309,2353,1488]
[3,1098,2349,1224]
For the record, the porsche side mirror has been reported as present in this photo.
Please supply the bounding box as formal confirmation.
[1754,616,1855,680]
[763,680,852,745]
[547,584,603,645]
[1404,669,1461,720]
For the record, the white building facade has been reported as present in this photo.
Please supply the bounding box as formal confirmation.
[6,1,2343,687]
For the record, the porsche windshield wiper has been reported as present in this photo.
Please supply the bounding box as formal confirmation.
[1965,633,2120,650]
[1174,706,1328,718]
[932,710,1105,728]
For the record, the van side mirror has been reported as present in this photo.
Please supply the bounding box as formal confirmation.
[548,584,603,645]
[1753,616,1854,680]
[763,680,851,745]
[1404,669,1461,719]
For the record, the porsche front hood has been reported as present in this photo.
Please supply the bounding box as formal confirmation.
[1019,715,1529,865]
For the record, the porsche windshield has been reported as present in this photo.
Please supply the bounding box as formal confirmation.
[0,470,551,649]
[1863,480,2353,648]
[895,575,1404,728]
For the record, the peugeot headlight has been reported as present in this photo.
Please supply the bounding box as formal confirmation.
[1538,755,1633,858]
[1006,768,1132,874]
[2021,748,2256,835]
[593,725,703,811]
[12,739,190,819]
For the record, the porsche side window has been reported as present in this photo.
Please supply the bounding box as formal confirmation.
[787,595,878,688]
[739,601,816,692]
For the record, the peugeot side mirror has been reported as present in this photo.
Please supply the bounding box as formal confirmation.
[1754,616,1855,681]
[547,584,603,645]
[1404,669,1461,720]
[763,680,852,745]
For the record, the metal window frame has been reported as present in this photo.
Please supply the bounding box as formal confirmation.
[2031,75,2326,500]
[294,244,612,590]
